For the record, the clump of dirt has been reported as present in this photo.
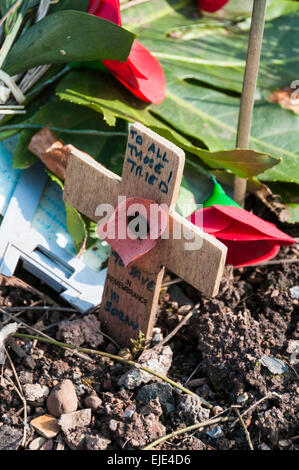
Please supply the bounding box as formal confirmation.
[0,201,298,451]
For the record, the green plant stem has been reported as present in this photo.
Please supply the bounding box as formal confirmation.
[0,123,128,137]
[233,0,267,207]
[13,332,213,409]
[142,416,234,450]
[0,0,29,69]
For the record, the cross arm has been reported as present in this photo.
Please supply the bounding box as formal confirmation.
[160,213,227,297]
[63,147,121,222]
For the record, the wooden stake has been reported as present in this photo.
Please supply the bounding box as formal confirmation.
[233,0,267,207]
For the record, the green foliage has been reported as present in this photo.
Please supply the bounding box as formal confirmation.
[130,331,146,358]
[3,10,135,75]
[57,69,278,179]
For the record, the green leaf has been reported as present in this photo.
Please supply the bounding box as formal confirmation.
[122,0,299,97]
[47,170,87,250]
[49,0,89,13]
[3,10,135,75]
[12,96,128,169]
[64,202,86,251]
[56,69,279,178]
[267,182,299,224]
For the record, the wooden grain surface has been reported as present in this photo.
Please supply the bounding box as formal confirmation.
[64,122,227,346]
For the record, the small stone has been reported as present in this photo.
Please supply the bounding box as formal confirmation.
[30,414,60,439]
[206,425,224,439]
[28,437,46,450]
[290,286,299,299]
[57,314,104,348]
[212,406,223,416]
[40,439,54,450]
[55,434,65,450]
[84,394,102,412]
[59,409,92,434]
[137,383,175,414]
[278,439,291,448]
[177,395,210,425]
[140,398,163,417]
[23,383,49,404]
[109,419,119,432]
[64,429,88,450]
[85,433,111,450]
[0,425,23,450]
[19,370,33,385]
[287,340,299,365]
[260,443,271,450]
[259,355,289,375]
[118,345,173,389]
[25,356,36,369]
[47,379,78,417]
[35,407,45,416]
[237,393,249,405]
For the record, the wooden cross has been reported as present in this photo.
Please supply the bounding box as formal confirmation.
[63,123,227,347]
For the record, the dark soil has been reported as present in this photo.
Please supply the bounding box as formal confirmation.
[0,197,298,451]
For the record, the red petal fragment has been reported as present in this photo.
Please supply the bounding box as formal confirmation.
[218,239,281,267]
[187,206,231,234]
[197,0,230,13]
[88,0,121,25]
[213,205,296,244]
[97,197,168,266]
[103,41,166,104]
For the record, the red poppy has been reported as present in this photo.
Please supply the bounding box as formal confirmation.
[187,205,296,267]
[197,0,230,13]
[88,0,166,104]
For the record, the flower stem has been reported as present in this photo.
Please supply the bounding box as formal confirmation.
[233,0,267,207]
[142,416,234,450]
[13,332,213,408]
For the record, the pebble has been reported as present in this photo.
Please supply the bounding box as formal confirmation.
[177,395,210,425]
[206,425,224,439]
[23,383,49,404]
[40,439,54,450]
[47,379,78,417]
[84,393,102,412]
[28,437,46,450]
[118,345,173,389]
[237,393,249,405]
[287,340,299,365]
[30,414,60,439]
[85,434,111,450]
[57,314,104,348]
[260,443,271,450]
[137,383,175,414]
[58,409,92,433]
[0,425,23,450]
[290,286,299,299]
[259,355,289,375]
[19,370,33,385]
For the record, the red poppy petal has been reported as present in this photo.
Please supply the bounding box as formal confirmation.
[213,205,296,244]
[215,221,281,241]
[103,40,166,104]
[218,239,281,267]
[197,0,230,13]
[88,0,121,25]
[187,206,231,233]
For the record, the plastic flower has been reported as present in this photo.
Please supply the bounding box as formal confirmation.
[88,0,166,104]
[188,204,296,267]
[197,0,230,13]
